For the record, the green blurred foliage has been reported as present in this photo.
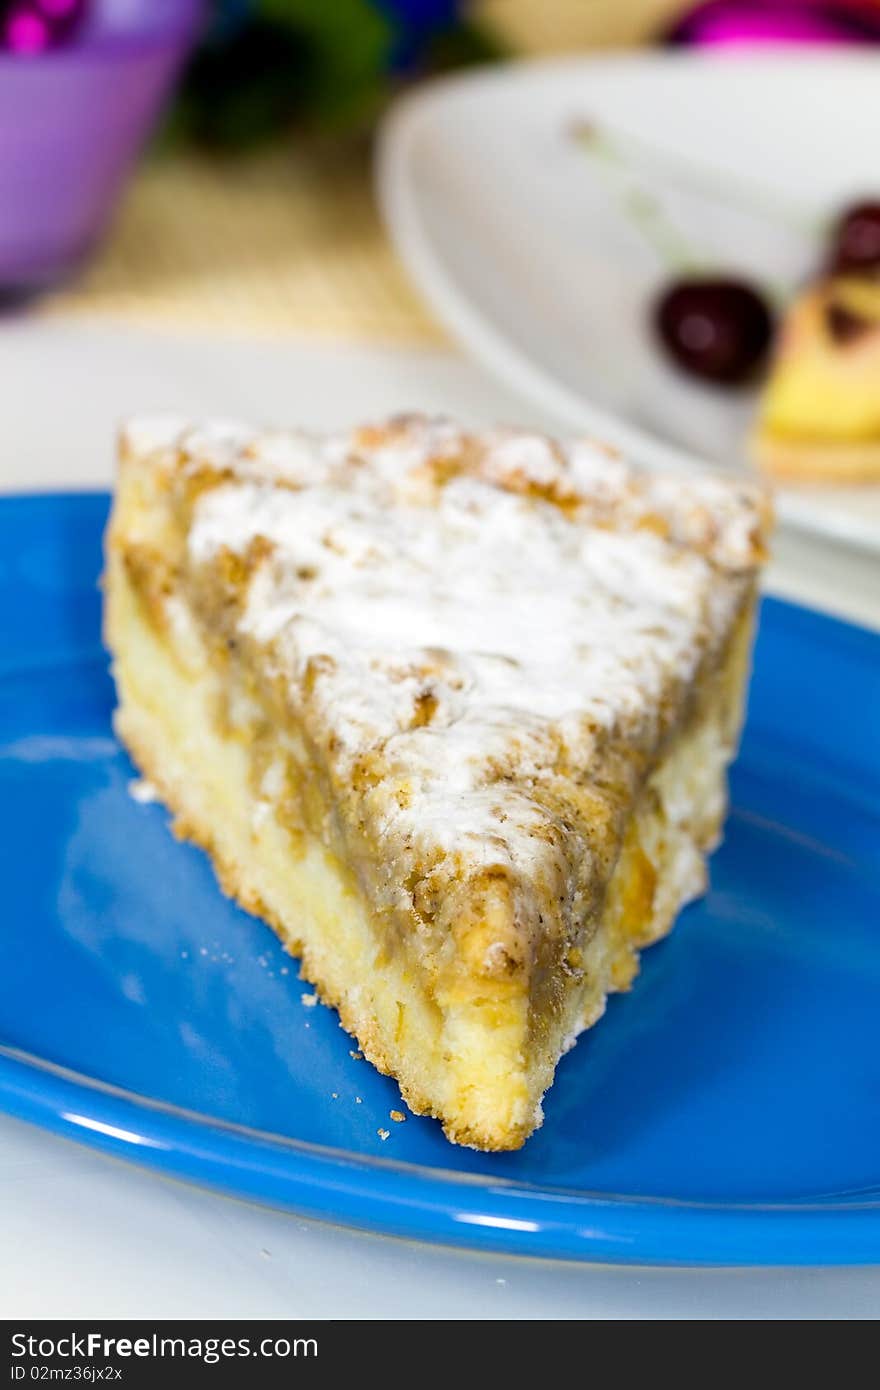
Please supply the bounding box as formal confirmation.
[166,0,389,148]
[164,0,499,151]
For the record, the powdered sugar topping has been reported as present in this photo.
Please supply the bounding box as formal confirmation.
[127,415,767,884]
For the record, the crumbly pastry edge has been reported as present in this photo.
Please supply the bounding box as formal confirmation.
[752,430,880,484]
[106,554,755,1150]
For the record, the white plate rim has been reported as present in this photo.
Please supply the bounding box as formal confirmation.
[376,50,880,554]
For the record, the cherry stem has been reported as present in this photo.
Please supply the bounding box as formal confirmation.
[571,120,790,307]
[624,186,702,277]
[571,119,825,239]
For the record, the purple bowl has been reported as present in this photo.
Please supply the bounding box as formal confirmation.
[0,1,204,297]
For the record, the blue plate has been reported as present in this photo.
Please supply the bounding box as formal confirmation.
[1,493,879,1266]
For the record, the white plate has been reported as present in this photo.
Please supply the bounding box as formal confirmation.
[378,51,880,551]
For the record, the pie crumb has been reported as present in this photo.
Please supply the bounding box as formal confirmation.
[128,778,158,804]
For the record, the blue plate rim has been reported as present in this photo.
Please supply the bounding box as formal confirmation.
[4,1044,880,1267]
[3,492,879,1267]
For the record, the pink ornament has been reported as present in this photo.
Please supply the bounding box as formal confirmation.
[668,0,880,47]
[5,12,49,53]
[0,0,87,52]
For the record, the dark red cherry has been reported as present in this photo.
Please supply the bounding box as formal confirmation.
[829,201,880,276]
[654,277,774,385]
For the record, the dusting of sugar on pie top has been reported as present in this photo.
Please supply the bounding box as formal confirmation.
[121,415,769,932]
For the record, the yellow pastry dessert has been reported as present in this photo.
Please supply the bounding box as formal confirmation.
[754,276,880,483]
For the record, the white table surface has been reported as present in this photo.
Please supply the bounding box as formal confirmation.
[1,319,877,1320]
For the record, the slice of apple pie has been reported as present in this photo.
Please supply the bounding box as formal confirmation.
[104,415,770,1150]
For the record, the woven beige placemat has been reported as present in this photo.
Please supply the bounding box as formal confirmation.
[43,3,681,343]
[480,0,680,53]
[45,147,447,344]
